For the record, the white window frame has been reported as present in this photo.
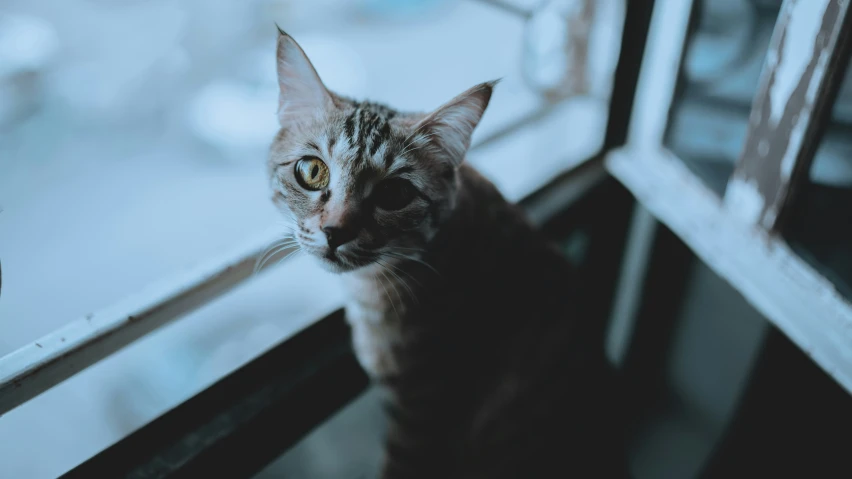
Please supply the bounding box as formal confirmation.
[607,0,852,393]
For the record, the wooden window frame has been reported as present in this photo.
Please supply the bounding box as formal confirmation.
[607,0,852,392]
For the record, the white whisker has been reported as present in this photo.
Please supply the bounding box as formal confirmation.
[376,268,400,317]
[255,238,299,274]
[271,247,303,270]
[377,258,418,306]
[384,251,441,277]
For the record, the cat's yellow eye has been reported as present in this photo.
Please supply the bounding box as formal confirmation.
[295,157,330,191]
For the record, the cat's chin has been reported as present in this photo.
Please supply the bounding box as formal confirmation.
[313,252,370,274]
[316,257,359,273]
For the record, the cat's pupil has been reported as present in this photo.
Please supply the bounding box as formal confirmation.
[311,165,319,178]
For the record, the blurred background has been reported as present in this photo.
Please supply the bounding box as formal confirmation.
[2,0,852,478]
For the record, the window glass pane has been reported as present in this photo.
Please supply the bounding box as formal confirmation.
[783,63,852,300]
[665,0,782,196]
[0,0,624,477]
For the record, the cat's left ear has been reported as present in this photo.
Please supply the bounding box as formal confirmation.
[411,80,497,167]
[276,27,335,126]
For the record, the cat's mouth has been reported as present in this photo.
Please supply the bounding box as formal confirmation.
[316,247,374,273]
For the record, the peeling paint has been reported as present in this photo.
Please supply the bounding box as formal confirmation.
[725,176,765,224]
[768,0,831,126]
[780,110,807,180]
[781,3,836,180]
[732,0,847,229]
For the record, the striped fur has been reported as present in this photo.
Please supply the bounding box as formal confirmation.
[268,30,628,478]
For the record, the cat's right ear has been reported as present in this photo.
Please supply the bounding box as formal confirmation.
[276,27,334,126]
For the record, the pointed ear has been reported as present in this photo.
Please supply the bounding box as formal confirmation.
[410,80,497,166]
[276,27,334,126]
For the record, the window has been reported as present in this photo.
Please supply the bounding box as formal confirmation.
[784,64,852,299]
[665,0,783,195]
[0,1,626,477]
[608,0,852,396]
[605,0,852,475]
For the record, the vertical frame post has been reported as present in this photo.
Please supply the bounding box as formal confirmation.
[725,0,852,230]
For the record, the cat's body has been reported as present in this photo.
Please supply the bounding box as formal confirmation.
[268,29,627,478]
[344,165,627,478]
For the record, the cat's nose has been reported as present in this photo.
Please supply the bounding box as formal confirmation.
[322,225,357,251]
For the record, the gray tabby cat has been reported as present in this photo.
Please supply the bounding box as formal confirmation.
[268,29,628,478]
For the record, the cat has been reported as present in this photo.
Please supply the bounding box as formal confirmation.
[267,28,629,478]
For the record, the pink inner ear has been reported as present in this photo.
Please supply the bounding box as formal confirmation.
[276,33,334,126]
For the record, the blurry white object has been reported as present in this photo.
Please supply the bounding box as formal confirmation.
[522,0,624,100]
[188,80,280,153]
[0,13,58,127]
[49,0,188,125]
[359,0,451,20]
[188,36,367,157]
[258,0,359,31]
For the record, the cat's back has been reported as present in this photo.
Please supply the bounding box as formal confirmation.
[377,166,628,478]
[440,166,629,478]
[439,165,580,320]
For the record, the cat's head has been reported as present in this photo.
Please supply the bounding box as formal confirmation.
[268,29,494,273]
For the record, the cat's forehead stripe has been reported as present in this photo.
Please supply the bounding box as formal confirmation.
[337,100,399,171]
